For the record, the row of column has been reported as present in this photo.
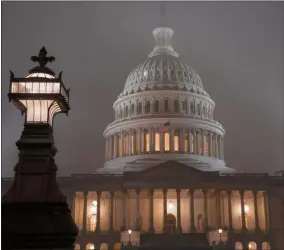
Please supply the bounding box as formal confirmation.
[74,189,267,234]
[105,128,224,161]
[115,98,213,121]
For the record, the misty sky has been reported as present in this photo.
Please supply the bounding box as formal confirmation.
[2,2,284,177]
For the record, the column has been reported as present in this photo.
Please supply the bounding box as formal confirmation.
[148,189,155,233]
[133,130,136,155]
[137,129,141,154]
[219,137,223,160]
[125,132,129,156]
[109,191,114,232]
[114,134,117,159]
[180,128,185,153]
[128,131,132,155]
[82,191,88,233]
[227,190,233,231]
[203,189,208,231]
[170,128,174,152]
[150,127,154,153]
[160,130,164,153]
[209,132,213,157]
[119,132,123,157]
[162,189,168,233]
[95,191,101,233]
[105,138,108,161]
[176,189,182,233]
[189,129,193,153]
[196,130,200,155]
[122,189,127,230]
[202,131,206,156]
[253,190,260,231]
[109,136,113,160]
[141,129,145,153]
[240,190,247,231]
[135,189,141,230]
[215,134,219,159]
[190,189,196,232]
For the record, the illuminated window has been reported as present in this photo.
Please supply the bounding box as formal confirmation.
[86,244,95,250]
[190,102,194,114]
[164,99,169,112]
[125,106,129,117]
[155,133,160,151]
[123,135,127,156]
[185,133,189,152]
[154,100,159,112]
[164,132,170,151]
[198,134,202,154]
[116,135,120,157]
[131,134,134,154]
[189,132,194,153]
[174,100,179,113]
[174,134,179,152]
[136,133,140,153]
[138,102,142,114]
[197,104,201,116]
[205,135,209,156]
[145,101,150,113]
[145,132,150,152]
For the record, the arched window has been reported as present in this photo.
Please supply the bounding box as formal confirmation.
[154,100,159,112]
[86,244,95,250]
[235,242,243,250]
[205,135,209,156]
[100,243,108,250]
[248,242,257,250]
[75,244,80,250]
[136,132,140,154]
[198,133,202,154]
[262,242,271,250]
[184,133,189,152]
[164,132,170,151]
[113,243,121,250]
[174,100,179,113]
[174,130,180,152]
[164,99,169,112]
[125,106,129,117]
[138,102,142,114]
[145,101,150,113]
[190,102,194,114]
[155,133,160,151]
[145,131,150,152]
[131,103,135,115]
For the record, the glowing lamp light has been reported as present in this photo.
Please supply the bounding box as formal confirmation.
[8,47,70,126]
[244,203,249,213]
[128,229,132,235]
[218,228,223,234]
[168,200,173,211]
[248,243,252,249]
[90,245,95,250]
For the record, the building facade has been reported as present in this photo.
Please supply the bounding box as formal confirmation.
[2,26,284,250]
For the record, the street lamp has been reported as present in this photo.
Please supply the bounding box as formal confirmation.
[218,228,223,244]
[2,47,78,250]
[128,229,132,246]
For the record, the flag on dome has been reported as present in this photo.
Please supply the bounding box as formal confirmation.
[159,121,170,133]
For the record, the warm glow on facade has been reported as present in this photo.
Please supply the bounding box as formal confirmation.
[145,132,150,152]
[123,136,126,156]
[164,132,170,151]
[117,136,120,156]
[198,134,202,154]
[136,134,140,153]
[205,135,209,156]
[185,134,189,152]
[174,135,179,151]
[155,133,160,151]
[131,135,134,154]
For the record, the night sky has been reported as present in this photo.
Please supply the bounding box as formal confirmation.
[2,2,284,177]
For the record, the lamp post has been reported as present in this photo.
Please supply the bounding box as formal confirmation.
[2,47,78,250]
[128,229,132,246]
[218,228,223,244]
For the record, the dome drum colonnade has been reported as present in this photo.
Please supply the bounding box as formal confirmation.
[102,27,227,173]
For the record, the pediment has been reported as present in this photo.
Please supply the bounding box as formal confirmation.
[129,160,217,182]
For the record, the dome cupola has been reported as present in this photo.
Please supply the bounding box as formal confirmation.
[98,24,235,174]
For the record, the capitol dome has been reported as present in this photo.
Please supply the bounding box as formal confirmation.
[97,26,235,174]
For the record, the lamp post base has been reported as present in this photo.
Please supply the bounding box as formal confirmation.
[2,202,77,250]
